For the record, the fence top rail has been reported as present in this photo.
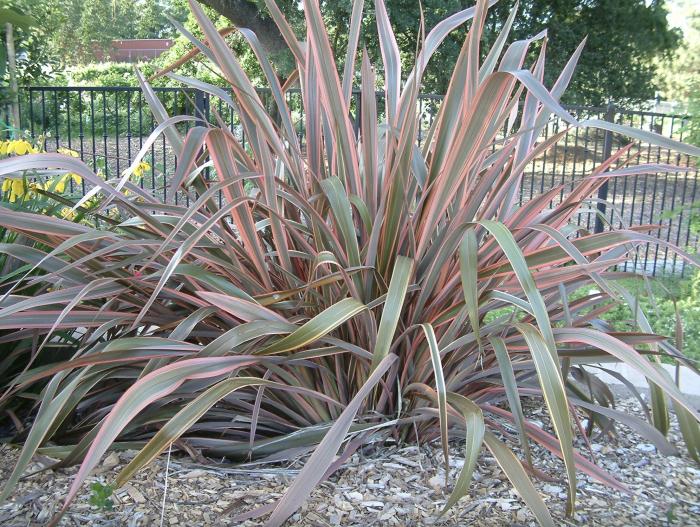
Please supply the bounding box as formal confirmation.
[615,109,691,119]
[15,86,692,121]
[22,85,195,93]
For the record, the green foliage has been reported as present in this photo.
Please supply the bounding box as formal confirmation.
[217,0,680,103]
[0,1,698,526]
[0,0,61,89]
[136,0,189,39]
[657,2,699,103]
[0,0,188,88]
[88,482,114,511]
[64,62,157,87]
[599,271,700,363]
[80,0,132,58]
[660,200,700,238]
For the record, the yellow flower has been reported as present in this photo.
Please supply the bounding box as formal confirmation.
[29,181,45,193]
[54,177,66,194]
[60,207,76,220]
[57,147,80,158]
[2,178,11,192]
[132,161,151,179]
[7,140,37,155]
[68,173,82,185]
[0,141,8,156]
[10,178,26,203]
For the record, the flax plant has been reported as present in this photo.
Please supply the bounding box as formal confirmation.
[0,1,699,525]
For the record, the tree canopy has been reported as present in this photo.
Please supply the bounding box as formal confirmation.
[1,0,683,105]
[198,0,681,105]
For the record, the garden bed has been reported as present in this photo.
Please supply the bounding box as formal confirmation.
[1,397,698,526]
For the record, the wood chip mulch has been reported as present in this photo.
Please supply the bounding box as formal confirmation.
[1,397,699,526]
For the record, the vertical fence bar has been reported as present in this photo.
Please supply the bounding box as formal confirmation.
[594,103,616,234]
[194,89,207,125]
[8,86,698,275]
[28,89,35,140]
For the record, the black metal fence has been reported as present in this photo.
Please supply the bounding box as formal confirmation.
[1,86,698,276]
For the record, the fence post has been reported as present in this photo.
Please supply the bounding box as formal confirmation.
[194,89,208,124]
[594,102,616,233]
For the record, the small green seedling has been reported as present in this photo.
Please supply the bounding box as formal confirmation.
[89,482,114,511]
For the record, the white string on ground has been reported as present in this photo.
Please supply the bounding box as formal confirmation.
[159,443,173,527]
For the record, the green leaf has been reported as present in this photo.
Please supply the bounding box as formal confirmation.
[260,298,366,355]
[371,256,413,371]
[459,228,481,350]
[517,323,576,515]
[442,392,484,514]
[264,354,397,526]
[490,336,532,464]
[483,430,555,527]
[421,322,449,476]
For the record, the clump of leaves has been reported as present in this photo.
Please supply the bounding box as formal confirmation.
[88,482,114,511]
[0,1,699,526]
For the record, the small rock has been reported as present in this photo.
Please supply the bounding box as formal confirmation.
[542,484,563,494]
[102,452,120,469]
[182,469,207,479]
[428,474,445,489]
[516,508,529,522]
[361,501,384,509]
[636,443,656,453]
[346,491,364,502]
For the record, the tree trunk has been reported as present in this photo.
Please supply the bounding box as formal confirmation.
[5,22,21,136]
[197,0,288,57]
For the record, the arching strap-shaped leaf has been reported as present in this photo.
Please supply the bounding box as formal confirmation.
[651,363,700,463]
[259,298,366,355]
[115,378,340,486]
[483,430,555,527]
[264,354,397,527]
[200,320,294,357]
[49,356,265,526]
[371,256,413,371]
[554,328,700,422]
[320,176,362,269]
[1,372,84,503]
[581,119,700,158]
[137,70,184,156]
[517,323,576,516]
[479,1,517,81]
[402,0,498,96]
[374,0,401,124]
[196,291,289,323]
[441,393,484,515]
[459,228,481,350]
[571,397,677,455]
[485,404,628,493]
[477,220,558,363]
[341,0,364,105]
[421,323,449,476]
[490,336,531,465]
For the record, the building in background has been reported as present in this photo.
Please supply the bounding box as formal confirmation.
[93,39,173,62]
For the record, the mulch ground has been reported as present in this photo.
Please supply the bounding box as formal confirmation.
[1,397,699,526]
